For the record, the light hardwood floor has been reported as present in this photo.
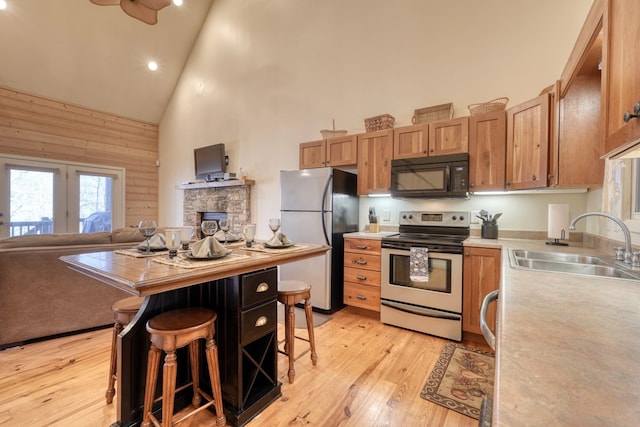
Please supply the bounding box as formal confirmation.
[0,306,490,426]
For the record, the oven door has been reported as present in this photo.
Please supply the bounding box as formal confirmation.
[381,247,462,313]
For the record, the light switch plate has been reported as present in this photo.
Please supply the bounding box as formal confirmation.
[382,210,391,221]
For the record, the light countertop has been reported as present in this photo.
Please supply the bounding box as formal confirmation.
[465,237,640,426]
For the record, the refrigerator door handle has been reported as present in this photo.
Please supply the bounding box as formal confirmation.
[321,174,332,246]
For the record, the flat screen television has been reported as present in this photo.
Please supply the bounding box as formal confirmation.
[194,143,226,181]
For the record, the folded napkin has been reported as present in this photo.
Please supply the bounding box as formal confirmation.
[190,236,232,258]
[265,231,293,247]
[213,230,241,241]
[137,233,167,251]
[409,247,429,282]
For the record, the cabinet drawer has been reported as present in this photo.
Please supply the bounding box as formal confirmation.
[241,268,277,309]
[344,238,381,254]
[344,282,380,312]
[344,252,381,271]
[344,267,380,286]
[242,301,277,345]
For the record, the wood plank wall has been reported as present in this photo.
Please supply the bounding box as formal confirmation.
[0,85,159,228]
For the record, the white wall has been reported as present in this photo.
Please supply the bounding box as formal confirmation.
[159,0,595,240]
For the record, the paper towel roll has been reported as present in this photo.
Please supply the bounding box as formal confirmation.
[548,204,570,240]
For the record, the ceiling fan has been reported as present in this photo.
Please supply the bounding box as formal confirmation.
[90,0,172,25]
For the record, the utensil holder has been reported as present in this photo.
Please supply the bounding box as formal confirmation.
[481,223,498,239]
[369,223,380,233]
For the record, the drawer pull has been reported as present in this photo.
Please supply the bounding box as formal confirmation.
[356,275,367,280]
[356,244,370,250]
[256,282,270,293]
[356,295,367,300]
[255,316,268,327]
[354,259,367,265]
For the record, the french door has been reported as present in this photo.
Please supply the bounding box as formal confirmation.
[0,155,125,238]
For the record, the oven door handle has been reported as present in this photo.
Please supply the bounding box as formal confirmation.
[381,300,461,321]
[381,242,411,251]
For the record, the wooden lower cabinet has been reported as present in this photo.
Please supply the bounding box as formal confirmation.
[462,246,501,335]
[343,237,381,312]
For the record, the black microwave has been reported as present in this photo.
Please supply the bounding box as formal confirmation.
[390,153,469,198]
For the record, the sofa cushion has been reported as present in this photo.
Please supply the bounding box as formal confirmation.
[0,231,112,249]
[111,227,145,243]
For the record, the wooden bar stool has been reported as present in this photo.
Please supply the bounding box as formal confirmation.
[141,307,225,427]
[277,280,317,384]
[105,295,145,404]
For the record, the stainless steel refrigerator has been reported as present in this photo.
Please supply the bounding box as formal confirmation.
[279,168,359,314]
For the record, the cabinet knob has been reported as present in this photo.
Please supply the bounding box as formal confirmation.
[623,102,640,123]
[469,183,475,188]
[355,259,367,265]
[532,175,537,181]
[356,295,367,300]
[505,181,511,186]
[356,275,367,280]
[464,251,470,256]
[355,245,370,250]
[548,174,554,179]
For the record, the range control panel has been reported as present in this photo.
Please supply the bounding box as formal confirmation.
[398,211,470,227]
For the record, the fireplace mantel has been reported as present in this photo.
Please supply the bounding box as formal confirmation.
[176,179,254,190]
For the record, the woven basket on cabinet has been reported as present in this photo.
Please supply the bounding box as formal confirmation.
[467,97,509,116]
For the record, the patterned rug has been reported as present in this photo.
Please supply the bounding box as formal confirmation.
[420,342,495,420]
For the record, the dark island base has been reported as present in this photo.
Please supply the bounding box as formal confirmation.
[112,267,281,427]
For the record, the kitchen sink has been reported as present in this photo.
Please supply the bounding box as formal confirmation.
[509,249,640,280]
[510,250,606,265]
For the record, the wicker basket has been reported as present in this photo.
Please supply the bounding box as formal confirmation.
[411,103,454,124]
[320,129,348,139]
[467,97,509,116]
[364,114,395,132]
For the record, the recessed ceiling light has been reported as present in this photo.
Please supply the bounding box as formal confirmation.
[147,61,158,71]
[0,1,7,10]
[172,0,183,6]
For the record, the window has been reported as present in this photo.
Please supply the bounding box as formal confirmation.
[0,155,125,237]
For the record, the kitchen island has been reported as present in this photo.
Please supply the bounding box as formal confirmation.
[60,243,329,427]
[465,237,640,426]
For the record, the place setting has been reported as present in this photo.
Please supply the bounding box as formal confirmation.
[151,221,250,269]
[114,220,172,258]
[244,218,308,253]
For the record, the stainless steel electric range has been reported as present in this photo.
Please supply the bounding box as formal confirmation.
[380,210,470,341]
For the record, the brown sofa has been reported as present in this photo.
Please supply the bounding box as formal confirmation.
[0,228,147,349]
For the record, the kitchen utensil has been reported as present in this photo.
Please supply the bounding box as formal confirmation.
[491,213,502,223]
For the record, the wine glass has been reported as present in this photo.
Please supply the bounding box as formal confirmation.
[219,218,231,244]
[268,218,280,237]
[138,220,158,255]
[180,226,194,250]
[201,220,218,238]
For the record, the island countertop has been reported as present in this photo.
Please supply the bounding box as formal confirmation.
[465,237,640,426]
[60,243,329,296]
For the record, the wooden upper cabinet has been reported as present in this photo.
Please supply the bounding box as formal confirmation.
[505,93,550,190]
[299,135,357,169]
[393,123,429,159]
[468,111,506,191]
[428,117,469,156]
[601,0,640,157]
[299,140,325,169]
[357,129,393,195]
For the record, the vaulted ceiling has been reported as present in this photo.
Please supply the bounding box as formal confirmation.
[0,0,213,123]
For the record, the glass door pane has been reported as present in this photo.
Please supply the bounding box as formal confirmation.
[78,174,113,233]
[9,169,55,237]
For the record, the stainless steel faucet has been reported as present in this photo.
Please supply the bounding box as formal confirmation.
[569,212,633,264]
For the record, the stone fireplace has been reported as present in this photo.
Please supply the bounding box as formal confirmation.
[181,181,253,235]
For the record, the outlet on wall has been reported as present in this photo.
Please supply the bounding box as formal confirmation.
[382,210,391,221]
[470,210,480,224]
